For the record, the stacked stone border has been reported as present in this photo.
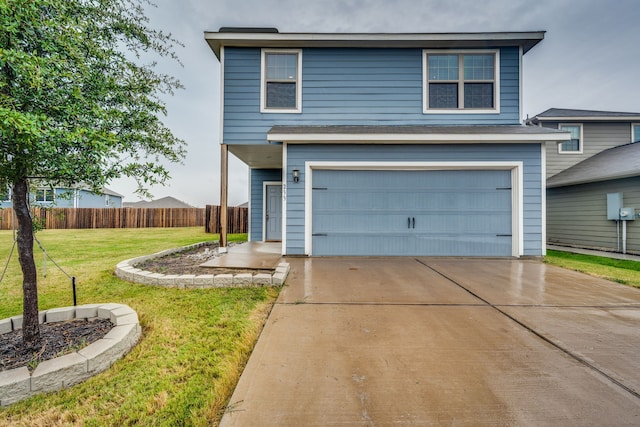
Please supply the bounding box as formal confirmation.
[114,241,290,288]
[0,303,141,406]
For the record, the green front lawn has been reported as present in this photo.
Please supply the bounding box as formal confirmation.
[0,228,277,426]
[545,249,640,288]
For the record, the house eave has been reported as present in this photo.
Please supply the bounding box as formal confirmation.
[535,116,640,122]
[547,173,640,188]
[204,30,546,60]
[267,125,570,144]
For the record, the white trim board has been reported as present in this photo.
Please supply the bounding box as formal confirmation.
[303,161,524,257]
[268,133,569,144]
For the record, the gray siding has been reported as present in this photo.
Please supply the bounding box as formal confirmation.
[249,168,282,241]
[547,177,640,254]
[285,143,543,256]
[223,47,521,145]
[545,122,633,177]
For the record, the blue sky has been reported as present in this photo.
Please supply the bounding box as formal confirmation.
[111,0,640,207]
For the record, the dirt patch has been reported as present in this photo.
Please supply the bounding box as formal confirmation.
[135,243,273,276]
[0,318,113,372]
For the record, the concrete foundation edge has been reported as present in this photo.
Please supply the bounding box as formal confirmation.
[0,303,141,407]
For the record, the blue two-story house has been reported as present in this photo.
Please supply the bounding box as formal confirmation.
[205,29,569,257]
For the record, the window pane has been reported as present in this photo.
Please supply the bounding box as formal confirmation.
[266,53,297,80]
[266,82,297,108]
[464,54,494,80]
[560,139,580,151]
[429,83,458,108]
[428,55,458,80]
[464,83,494,108]
[560,125,581,152]
[633,125,640,143]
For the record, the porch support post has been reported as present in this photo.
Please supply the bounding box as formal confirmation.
[220,143,228,253]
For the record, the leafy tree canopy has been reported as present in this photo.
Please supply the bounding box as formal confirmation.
[0,0,186,194]
[0,0,186,347]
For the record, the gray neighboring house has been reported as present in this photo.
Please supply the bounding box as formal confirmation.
[529,108,640,178]
[528,108,640,253]
[123,196,195,208]
[546,143,640,254]
[0,186,123,208]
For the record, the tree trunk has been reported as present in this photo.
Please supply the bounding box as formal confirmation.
[12,178,40,348]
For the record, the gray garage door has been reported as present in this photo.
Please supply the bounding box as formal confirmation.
[311,169,512,256]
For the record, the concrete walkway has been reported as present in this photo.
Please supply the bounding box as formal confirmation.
[220,258,640,426]
[200,242,282,269]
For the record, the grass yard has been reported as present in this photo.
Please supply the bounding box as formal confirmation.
[545,249,640,288]
[0,228,278,426]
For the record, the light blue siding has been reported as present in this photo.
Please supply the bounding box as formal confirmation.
[285,144,543,256]
[223,47,521,145]
[250,168,282,241]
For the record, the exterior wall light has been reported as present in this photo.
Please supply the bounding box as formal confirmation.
[292,169,300,183]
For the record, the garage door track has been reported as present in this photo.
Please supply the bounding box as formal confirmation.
[220,258,640,426]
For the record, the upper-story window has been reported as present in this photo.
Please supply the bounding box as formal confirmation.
[35,188,55,203]
[558,124,583,154]
[633,124,640,143]
[261,49,302,113]
[423,50,500,114]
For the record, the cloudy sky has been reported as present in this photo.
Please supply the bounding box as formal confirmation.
[111,0,640,207]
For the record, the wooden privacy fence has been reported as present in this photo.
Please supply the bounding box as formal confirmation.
[205,205,248,234]
[0,207,248,232]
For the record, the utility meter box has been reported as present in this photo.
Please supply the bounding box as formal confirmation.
[620,207,636,221]
[607,193,623,220]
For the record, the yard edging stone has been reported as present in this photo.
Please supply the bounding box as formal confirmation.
[115,241,289,288]
[0,303,141,407]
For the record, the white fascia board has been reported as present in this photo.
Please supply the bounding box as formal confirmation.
[538,116,640,122]
[268,133,571,144]
[204,31,545,59]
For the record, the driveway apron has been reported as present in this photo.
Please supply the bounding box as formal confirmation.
[219,258,640,426]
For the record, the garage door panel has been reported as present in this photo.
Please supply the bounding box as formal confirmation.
[311,169,512,256]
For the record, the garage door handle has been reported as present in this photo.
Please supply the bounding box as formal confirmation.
[412,217,415,229]
[408,217,411,229]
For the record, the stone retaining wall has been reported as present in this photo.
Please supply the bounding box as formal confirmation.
[0,303,141,406]
[115,242,290,288]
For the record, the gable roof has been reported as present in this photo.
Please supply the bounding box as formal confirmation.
[547,143,640,188]
[123,196,194,208]
[531,108,640,123]
[204,29,546,59]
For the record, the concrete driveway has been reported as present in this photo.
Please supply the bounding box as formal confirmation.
[219,258,640,426]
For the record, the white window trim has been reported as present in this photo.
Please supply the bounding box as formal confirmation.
[303,161,523,258]
[632,123,640,143]
[423,49,500,115]
[557,123,583,154]
[35,188,55,203]
[260,48,302,114]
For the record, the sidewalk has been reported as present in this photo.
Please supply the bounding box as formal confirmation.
[547,244,640,262]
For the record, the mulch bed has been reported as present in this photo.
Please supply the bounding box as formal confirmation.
[0,318,113,372]
[136,243,273,275]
